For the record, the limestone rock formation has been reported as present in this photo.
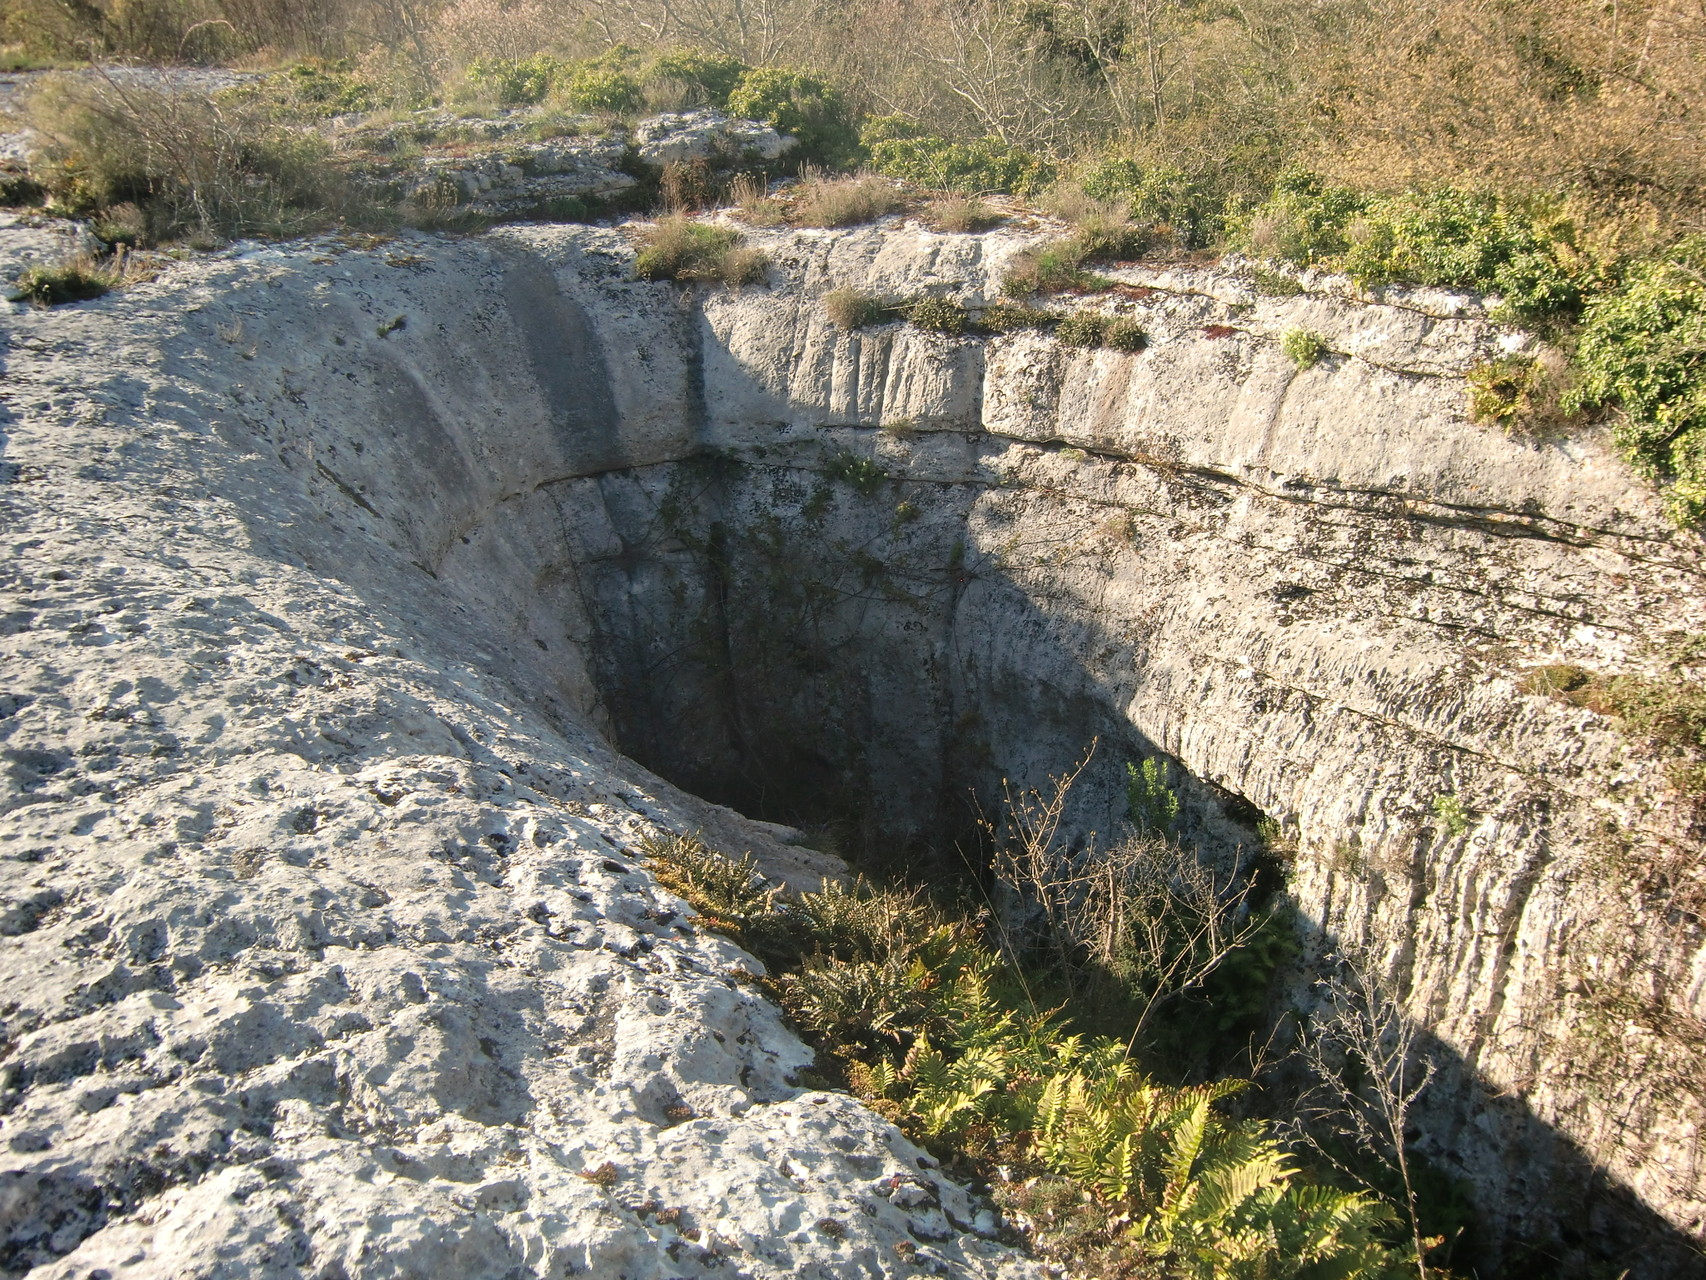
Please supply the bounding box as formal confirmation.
[1,210,1702,1277]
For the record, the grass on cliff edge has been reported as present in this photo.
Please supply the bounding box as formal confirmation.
[640,830,1422,1280]
[633,216,768,286]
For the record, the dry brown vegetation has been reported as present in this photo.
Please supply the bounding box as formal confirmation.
[788,169,904,227]
[7,0,1703,236]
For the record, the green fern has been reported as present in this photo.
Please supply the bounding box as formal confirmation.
[635,830,1410,1280]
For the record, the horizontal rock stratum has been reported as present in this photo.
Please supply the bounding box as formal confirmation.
[1,212,1702,1277]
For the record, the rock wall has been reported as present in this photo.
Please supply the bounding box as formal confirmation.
[2,213,1702,1276]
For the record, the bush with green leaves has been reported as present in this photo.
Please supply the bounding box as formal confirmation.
[727,67,860,168]
[465,55,563,106]
[277,60,382,117]
[1564,236,1706,523]
[640,833,1411,1280]
[1001,222,1141,297]
[564,63,642,113]
[1467,354,1541,427]
[1236,173,1593,324]
[1127,757,1180,834]
[645,49,748,109]
[862,116,1054,195]
[1079,157,1223,248]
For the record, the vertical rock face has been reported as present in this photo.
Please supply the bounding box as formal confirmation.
[1,214,1701,1276]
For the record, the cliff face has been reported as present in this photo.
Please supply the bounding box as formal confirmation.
[1,212,1701,1276]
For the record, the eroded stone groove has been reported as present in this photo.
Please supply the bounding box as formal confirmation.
[1,215,1703,1277]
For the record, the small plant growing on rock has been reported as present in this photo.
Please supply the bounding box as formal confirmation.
[1431,794,1472,837]
[981,301,1060,332]
[908,296,967,335]
[1002,243,1114,297]
[1519,664,1592,697]
[1251,266,1304,296]
[1467,353,1571,432]
[823,287,895,329]
[825,452,888,495]
[1103,316,1148,352]
[634,216,768,286]
[1056,311,1109,347]
[1282,328,1328,369]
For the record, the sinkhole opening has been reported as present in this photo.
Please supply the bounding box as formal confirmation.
[557,448,1283,920]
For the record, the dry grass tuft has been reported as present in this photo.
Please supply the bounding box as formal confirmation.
[9,246,151,306]
[823,287,894,329]
[727,171,789,226]
[790,169,906,228]
[923,194,1002,233]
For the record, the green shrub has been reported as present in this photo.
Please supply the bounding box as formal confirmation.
[641,833,1409,1280]
[1235,170,1368,266]
[1282,328,1328,369]
[727,67,859,168]
[277,59,382,117]
[1079,158,1222,247]
[634,216,767,285]
[1236,173,1592,323]
[823,287,894,329]
[646,49,748,109]
[862,115,1054,195]
[1251,266,1304,296]
[564,63,642,113]
[1564,236,1706,523]
[1467,354,1542,427]
[1000,222,1139,296]
[1001,243,1115,297]
[1056,311,1109,347]
[1127,757,1180,833]
[465,55,563,106]
[909,296,968,335]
